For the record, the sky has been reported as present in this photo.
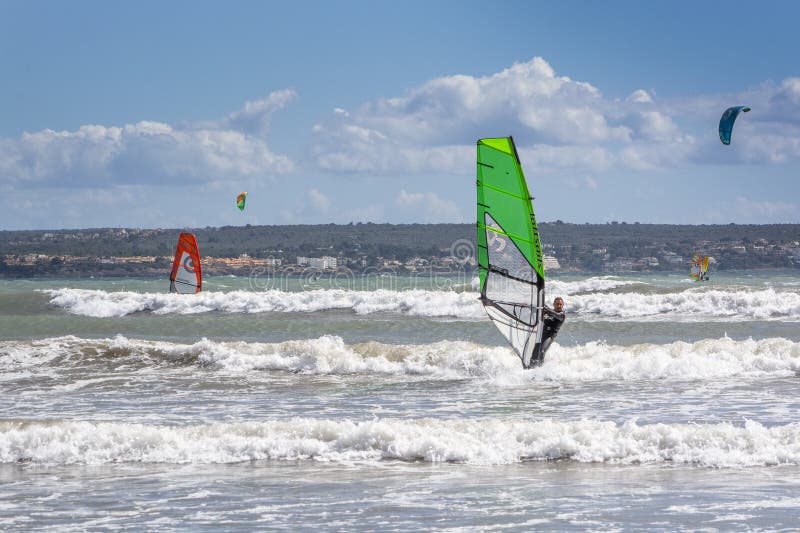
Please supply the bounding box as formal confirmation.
[1,0,799,230]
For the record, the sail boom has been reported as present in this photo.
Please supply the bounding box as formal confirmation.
[481,301,540,327]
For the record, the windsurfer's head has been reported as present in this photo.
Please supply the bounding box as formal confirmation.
[553,297,564,312]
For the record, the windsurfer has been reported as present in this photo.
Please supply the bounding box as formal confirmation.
[532,296,565,366]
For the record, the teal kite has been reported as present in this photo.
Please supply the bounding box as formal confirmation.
[719,106,751,145]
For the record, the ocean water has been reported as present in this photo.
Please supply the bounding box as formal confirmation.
[1,271,800,530]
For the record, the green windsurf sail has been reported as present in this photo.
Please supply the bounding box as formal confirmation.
[476,136,546,368]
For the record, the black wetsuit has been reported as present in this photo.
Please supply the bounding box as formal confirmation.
[531,306,565,367]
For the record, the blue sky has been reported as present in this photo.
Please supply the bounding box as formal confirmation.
[1,0,799,229]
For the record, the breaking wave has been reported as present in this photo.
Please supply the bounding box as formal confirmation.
[4,335,800,382]
[547,276,640,295]
[2,417,799,467]
[40,277,636,318]
[43,288,486,318]
[569,288,800,321]
[43,285,800,321]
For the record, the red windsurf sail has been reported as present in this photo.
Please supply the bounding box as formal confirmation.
[169,232,202,294]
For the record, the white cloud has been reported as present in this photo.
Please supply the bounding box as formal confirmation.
[309,57,689,175]
[560,174,599,192]
[396,189,462,222]
[278,187,334,223]
[209,89,297,135]
[771,77,800,108]
[632,111,680,141]
[520,144,614,173]
[0,185,169,229]
[347,204,384,223]
[619,136,697,171]
[702,196,800,224]
[0,90,296,189]
[314,142,473,175]
[626,89,654,103]
[733,196,798,221]
[737,133,800,164]
[307,188,331,212]
[4,55,800,229]
[681,79,800,165]
[310,57,800,177]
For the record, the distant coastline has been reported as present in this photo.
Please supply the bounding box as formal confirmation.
[2,222,799,278]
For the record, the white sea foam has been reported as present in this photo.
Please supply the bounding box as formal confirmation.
[224,338,520,378]
[41,277,640,319]
[3,417,799,467]
[569,287,800,321]
[668,496,800,514]
[0,336,84,382]
[4,335,800,382]
[471,275,637,295]
[43,288,487,318]
[547,276,640,295]
[538,336,800,381]
[1,335,520,381]
[43,283,800,321]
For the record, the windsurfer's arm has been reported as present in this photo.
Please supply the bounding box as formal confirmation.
[543,306,564,319]
[544,307,565,323]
